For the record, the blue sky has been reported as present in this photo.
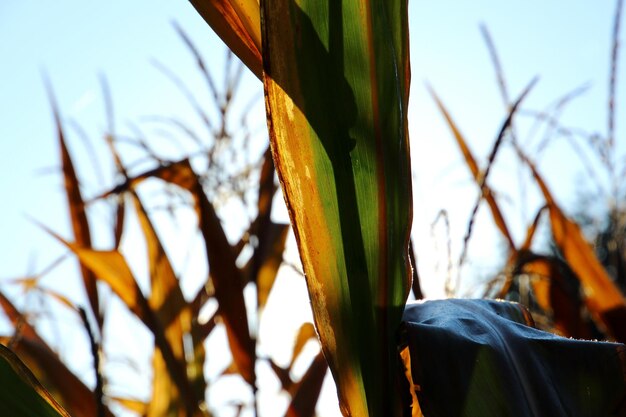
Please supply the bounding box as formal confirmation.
[1,0,621,290]
[0,1,624,416]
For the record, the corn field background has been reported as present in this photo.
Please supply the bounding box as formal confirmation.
[0,1,625,416]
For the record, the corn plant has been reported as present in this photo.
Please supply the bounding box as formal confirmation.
[195,1,626,416]
[3,1,626,416]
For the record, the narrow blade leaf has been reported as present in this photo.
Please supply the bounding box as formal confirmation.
[524,157,626,341]
[131,193,195,417]
[284,352,328,417]
[43,230,198,411]
[102,160,256,385]
[189,0,262,78]
[0,344,71,417]
[248,222,289,311]
[50,92,101,329]
[429,87,515,250]
[0,293,113,417]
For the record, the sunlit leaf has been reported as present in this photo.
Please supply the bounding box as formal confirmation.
[514,253,587,338]
[111,397,148,414]
[524,156,626,341]
[401,299,626,416]
[102,160,256,385]
[49,89,101,329]
[63,245,144,320]
[37,287,78,313]
[189,0,262,78]
[284,351,328,417]
[288,322,317,370]
[0,293,112,417]
[248,222,289,311]
[261,1,412,414]
[42,230,198,410]
[0,344,71,417]
[131,193,196,417]
[430,86,519,251]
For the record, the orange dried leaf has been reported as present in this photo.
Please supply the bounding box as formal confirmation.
[49,92,101,328]
[430,87,515,251]
[284,352,328,417]
[525,157,626,341]
[189,0,262,78]
[289,322,317,370]
[42,229,198,408]
[517,254,586,338]
[111,397,147,414]
[131,193,192,417]
[252,222,289,311]
[104,159,256,386]
[0,294,113,417]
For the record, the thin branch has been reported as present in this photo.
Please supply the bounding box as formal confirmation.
[79,307,104,417]
[458,78,538,269]
[608,0,624,156]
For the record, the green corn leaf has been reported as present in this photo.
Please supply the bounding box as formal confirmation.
[0,344,72,417]
[261,0,412,415]
[0,292,113,417]
[401,299,626,416]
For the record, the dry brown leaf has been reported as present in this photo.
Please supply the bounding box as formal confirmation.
[151,161,255,385]
[269,359,293,392]
[516,254,587,338]
[289,323,317,370]
[43,229,199,411]
[0,294,113,417]
[524,156,626,341]
[188,0,262,79]
[49,91,101,329]
[111,397,148,414]
[429,87,515,251]
[498,207,548,299]
[251,222,289,311]
[131,193,194,417]
[283,352,327,417]
[101,159,256,386]
[113,195,126,249]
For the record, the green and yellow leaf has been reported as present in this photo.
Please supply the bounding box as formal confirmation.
[261,1,412,415]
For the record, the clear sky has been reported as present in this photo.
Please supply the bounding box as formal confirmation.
[0,1,624,416]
